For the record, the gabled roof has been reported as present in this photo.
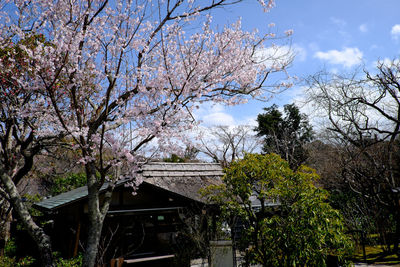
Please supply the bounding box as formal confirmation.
[34,162,223,212]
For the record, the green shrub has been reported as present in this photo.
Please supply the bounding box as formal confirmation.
[1,238,35,266]
[203,153,354,266]
[0,255,35,266]
[4,238,17,256]
[54,252,82,267]
[50,173,87,195]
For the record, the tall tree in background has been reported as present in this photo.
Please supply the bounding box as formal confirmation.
[199,125,262,168]
[0,0,292,265]
[306,59,400,254]
[306,140,380,243]
[255,103,313,169]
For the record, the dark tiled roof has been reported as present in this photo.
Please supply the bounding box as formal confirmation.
[33,179,127,212]
[35,185,89,211]
[34,162,223,212]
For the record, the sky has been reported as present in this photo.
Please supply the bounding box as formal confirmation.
[195,0,400,128]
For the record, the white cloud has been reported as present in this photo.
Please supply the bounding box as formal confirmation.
[275,85,305,105]
[239,116,258,127]
[291,87,321,129]
[194,103,235,126]
[369,44,379,50]
[372,58,400,70]
[359,24,368,33]
[194,102,262,128]
[302,82,398,135]
[254,45,293,69]
[314,47,363,68]
[254,44,307,67]
[330,68,339,74]
[308,42,320,52]
[292,44,307,62]
[330,17,346,27]
[202,112,235,126]
[391,24,400,40]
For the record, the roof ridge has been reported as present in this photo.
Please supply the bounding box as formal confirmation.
[145,162,220,165]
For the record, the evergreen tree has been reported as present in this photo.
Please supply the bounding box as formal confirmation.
[255,104,313,169]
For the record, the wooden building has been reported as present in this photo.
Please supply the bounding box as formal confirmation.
[34,162,223,266]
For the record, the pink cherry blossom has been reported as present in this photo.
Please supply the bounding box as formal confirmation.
[0,0,291,265]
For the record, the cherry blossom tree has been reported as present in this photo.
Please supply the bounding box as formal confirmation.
[0,0,292,266]
[0,34,64,266]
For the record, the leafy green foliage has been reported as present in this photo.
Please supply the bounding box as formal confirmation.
[328,190,377,234]
[50,173,87,195]
[203,153,353,266]
[20,194,43,217]
[163,147,200,163]
[4,238,17,256]
[0,255,35,267]
[0,238,35,266]
[163,154,185,163]
[54,252,82,267]
[255,104,313,169]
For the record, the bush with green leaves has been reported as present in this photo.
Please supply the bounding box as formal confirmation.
[50,173,87,195]
[0,255,35,267]
[54,252,82,267]
[0,238,35,266]
[203,153,353,266]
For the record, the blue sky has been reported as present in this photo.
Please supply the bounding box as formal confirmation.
[196,0,400,127]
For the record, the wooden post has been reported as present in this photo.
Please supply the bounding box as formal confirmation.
[73,221,81,257]
[111,257,124,267]
[361,231,366,262]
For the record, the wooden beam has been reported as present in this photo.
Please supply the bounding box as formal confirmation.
[124,254,175,263]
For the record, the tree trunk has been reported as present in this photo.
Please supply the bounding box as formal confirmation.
[393,204,400,256]
[0,171,54,266]
[83,205,103,267]
[82,171,103,267]
[82,162,118,267]
[0,195,12,253]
